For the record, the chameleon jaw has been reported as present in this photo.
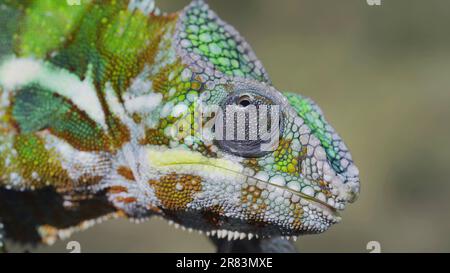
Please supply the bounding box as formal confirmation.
[146,148,344,214]
[145,147,343,236]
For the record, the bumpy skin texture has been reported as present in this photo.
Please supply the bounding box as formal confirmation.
[0,0,360,247]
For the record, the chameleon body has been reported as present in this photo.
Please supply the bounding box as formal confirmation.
[0,0,360,249]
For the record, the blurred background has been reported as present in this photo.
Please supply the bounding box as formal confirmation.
[25,0,450,252]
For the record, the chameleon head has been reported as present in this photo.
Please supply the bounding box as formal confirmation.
[113,0,361,239]
[140,78,360,239]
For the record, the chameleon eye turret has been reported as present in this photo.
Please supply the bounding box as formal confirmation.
[0,0,359,248]
[215,86,285,158]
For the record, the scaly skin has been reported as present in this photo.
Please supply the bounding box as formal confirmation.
[0,0,360,248]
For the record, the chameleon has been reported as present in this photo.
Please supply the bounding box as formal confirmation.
[0,0,360,251]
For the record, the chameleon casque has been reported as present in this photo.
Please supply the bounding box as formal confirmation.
[0,0,360,252]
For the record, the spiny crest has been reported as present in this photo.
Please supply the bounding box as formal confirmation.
[175,0,270,83]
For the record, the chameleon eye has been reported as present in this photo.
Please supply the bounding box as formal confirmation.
[214,91,284,158]
[237,95,252,107]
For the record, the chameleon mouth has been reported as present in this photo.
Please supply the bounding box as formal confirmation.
[272,183,340,214]
[240,173,341,215]
[147,148,341,215]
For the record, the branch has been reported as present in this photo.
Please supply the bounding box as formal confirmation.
[210,236,297,253]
